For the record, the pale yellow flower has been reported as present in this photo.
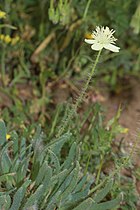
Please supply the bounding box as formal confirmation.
[0,10,6,19]
[85,26,120,52]
[4,35,12,44]
[11,36,20,45]
[0,34,5,40]
[0,34,20,45]
[121,128,129,134]
[6,134,11,140]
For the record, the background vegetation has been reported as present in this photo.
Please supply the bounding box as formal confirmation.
[0,0,140,209]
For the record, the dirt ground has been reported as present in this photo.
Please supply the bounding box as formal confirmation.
[100,77,140,209]
[101,78,140,157]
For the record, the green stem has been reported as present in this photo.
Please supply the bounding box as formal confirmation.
[0,24,17,30]
[83,0,92,19]
[84,152,91,176]
[40,73,47,123]
[74,50,102,111]
[50,0,54,8]
[96,156,103,185]
[1,45,6,86]
[57,50,102,137]
[89,177,107,195]
[126,132,140,163]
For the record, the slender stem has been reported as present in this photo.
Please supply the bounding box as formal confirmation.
[96,156,103,185]
[126,132,140,163]
[84,152,91,176]
[50,0,54,8]
[1,45,6,86]
[83,0,92,19]
[0,24,17,30]
[74,50,102,111]
[89,177,107,195]
[56,50,102,137]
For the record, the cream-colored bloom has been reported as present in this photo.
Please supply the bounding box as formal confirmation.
[85,26,120,52]
[0,10,6,19]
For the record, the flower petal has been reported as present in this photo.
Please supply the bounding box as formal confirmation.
[91,43,103,51]
[84,39,95,44]
[104,43,120,52]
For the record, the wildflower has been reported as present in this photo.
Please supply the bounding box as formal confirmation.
[11,36,20,45]
[121,128,129,134]
[6,134,11,140]
[85,26,120,52]
[0,34,20,45]
[0,10,6,19]
[4,35,12,44]
[0,34,5,40]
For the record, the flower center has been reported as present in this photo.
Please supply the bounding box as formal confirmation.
[92,26,116,45]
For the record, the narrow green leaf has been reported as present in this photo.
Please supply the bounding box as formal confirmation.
[37,165,52,204]
[73,198,93,210]
[0,141,13,173]
[48,149,60,174]
[16,152,33,183]
[62,190,89,210]
[35,161,48,186]
[51,169,68,186]
[0,172,16,182]
[0,120,6,145]
[4,195,11,210]
[23,185,43,209]
[93,179,113,203]
[9,179,31,210]
[49,132,72,155]
[74,175,87,193]
[11,131,19,156]
[20,137,26,159]
[62,142,77,169]
[0,195,11,210]
[60,161,80,201]
[90,196,121,210]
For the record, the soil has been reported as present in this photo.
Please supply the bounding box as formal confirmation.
[100,77,140,162]
[100,77,140,209]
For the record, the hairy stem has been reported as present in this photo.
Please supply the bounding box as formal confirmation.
[57,50,102,137]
